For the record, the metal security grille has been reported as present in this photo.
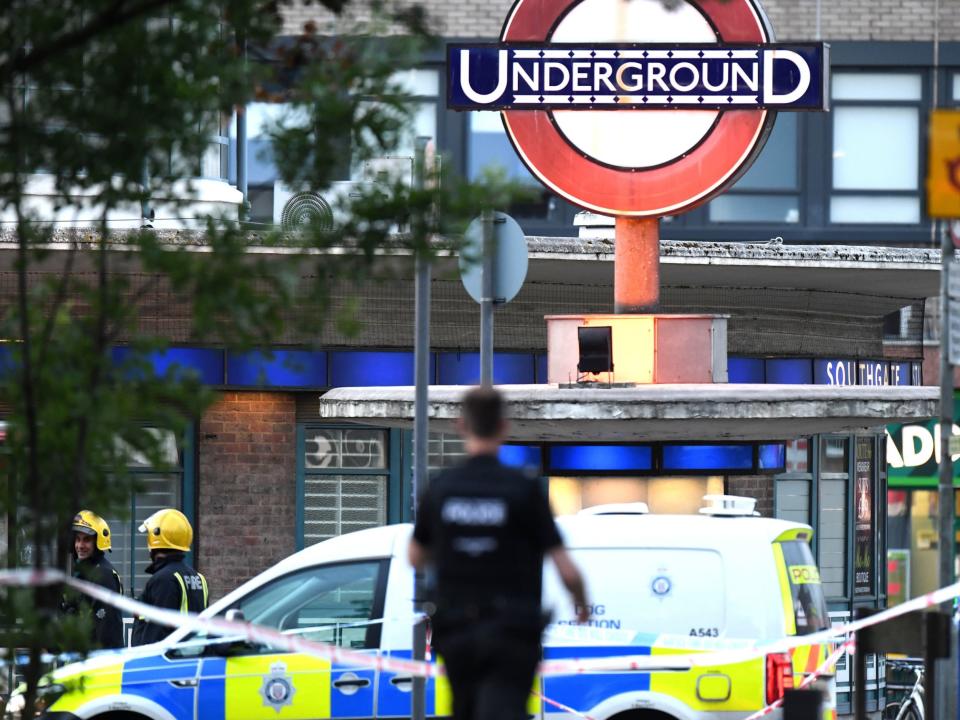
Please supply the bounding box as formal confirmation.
[302,427,388,546]
[101,429,184,602]
[428,432,466,473]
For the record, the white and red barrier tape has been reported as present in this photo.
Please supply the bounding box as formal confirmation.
[1,568,957,717]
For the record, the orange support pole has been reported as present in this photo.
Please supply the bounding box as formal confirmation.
[614,216,660,314]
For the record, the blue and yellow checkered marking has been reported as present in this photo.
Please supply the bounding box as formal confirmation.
[543,645,652,711]
[121,655,200,719]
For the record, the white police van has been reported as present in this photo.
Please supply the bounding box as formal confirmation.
[10,495,835,720]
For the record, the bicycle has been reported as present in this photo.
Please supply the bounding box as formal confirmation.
[883,659,924,720]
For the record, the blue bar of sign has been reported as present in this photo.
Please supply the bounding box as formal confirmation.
[329,351,437,387]
[549,445,653,472]
[728,357,765,384]
[663,444,754,471]
[536,354,549,384]
[499,445,542,471]
[227,350,327,388]
[765,358,812,384]
[437,352,536,385]
[447,43,828,111]
[814,359,855,386]
[111,347,224,385]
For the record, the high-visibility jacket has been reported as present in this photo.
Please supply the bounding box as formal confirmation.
[131,551,208,646]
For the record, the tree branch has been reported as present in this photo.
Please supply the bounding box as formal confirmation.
[4,0,184,79]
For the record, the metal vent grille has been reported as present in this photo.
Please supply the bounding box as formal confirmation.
[303,475,386,545]
[302,427,389,545]
[280,191,333,232]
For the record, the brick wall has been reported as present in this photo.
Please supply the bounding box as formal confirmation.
[726,475,774,517]
[198,392,297,600]
[282,0,960,42]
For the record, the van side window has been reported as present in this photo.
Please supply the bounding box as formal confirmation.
[777,540,830,635]
[222,560,387,653]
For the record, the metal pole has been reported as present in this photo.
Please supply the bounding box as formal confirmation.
[236,33,248,223]
[236,106,248,222]
[937,217,957,720]
[480,208,495,386]
[411,136,431,720]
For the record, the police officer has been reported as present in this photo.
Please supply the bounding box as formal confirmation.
[131,508,208,646]
[63,510,125,649]
[408,386,590,720]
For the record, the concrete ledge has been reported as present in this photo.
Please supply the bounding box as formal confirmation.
[317,384,939,442]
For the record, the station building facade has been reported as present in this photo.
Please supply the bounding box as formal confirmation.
[1,0,958,711]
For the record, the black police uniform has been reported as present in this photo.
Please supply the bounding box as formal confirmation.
[412,453,563,720]
[63,552,125,649]
[131,552,208,646]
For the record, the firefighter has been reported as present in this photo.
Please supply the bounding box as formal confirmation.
[63,510,125,649]
[131,508,208,646]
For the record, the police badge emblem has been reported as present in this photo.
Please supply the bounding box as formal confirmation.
[259,661,296,713]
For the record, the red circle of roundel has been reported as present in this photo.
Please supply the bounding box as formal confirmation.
[500,0,773,217]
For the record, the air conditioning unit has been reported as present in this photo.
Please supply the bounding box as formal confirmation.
[273,181,378,232]
[361,156,415,187]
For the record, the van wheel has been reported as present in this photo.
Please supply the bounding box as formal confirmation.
[91,713,150,720]
[608,711,679,720]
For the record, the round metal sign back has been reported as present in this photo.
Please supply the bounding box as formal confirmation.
[500,0,775,217]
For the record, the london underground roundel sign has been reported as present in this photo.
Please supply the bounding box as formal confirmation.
[448,0,828,217]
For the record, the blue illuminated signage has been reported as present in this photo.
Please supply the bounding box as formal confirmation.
[438,352,536,385]
[549,445,653,473]
[111,347,224,385]
[499,445,542,471]
[227,350,327,388]
[448,44,827,111]
[728,357,765,384]
[329,351,423,387]
[662,444,753,471]
[765,359,813,385]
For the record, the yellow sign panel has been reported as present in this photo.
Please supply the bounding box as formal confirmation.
[928,110,960,219]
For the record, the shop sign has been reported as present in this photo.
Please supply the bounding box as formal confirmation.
[887,395,960,488]
[927,110,960,219]
[446,0,829,217]
[814,359,917,387]
[854,438,874,596]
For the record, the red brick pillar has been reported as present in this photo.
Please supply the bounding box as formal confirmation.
[198,392,297,601]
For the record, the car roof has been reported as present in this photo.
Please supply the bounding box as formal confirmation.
[556,513,812,549]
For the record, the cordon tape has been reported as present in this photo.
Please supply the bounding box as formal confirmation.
[1,569,957,718]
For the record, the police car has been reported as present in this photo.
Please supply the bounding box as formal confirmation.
[7,495,835,720]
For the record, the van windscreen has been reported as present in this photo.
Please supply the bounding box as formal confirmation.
[776,540,830,635]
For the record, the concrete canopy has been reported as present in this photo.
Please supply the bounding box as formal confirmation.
[318,384,939,442]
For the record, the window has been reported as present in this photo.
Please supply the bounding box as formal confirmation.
[300,427,388,546]
[466,112,574,229]
[779,540,831,635]
[818,437,849,599]
[229,561,385,649]
[172,560,386,658]
[775,438,812,525]
[233,67,440,225]
[708,112,800,223]
[102,428,186,600]
[830,73,922,224]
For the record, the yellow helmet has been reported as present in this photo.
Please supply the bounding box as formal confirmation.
[138,508,193,552]
[72,510,112,552]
